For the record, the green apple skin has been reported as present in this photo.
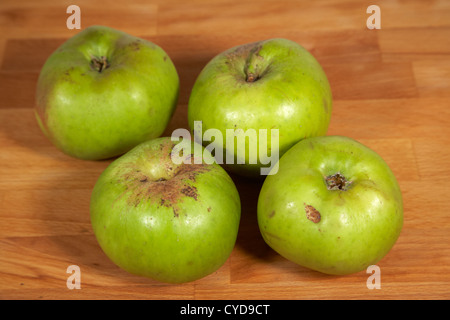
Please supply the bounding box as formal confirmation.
[257,136,403,275]
[188,38,332,177]
[36,25,179,160]
[90,137,241,283]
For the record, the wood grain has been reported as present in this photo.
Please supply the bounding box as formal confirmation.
[1,0,449,300]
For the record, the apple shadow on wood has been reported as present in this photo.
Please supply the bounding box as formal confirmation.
[227,173,278,260]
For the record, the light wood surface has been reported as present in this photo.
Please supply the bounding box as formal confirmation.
[1,0,449,300]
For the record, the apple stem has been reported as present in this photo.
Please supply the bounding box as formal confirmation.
[246,72,258,82]
[244,45,263,83]
[91,56,109,73]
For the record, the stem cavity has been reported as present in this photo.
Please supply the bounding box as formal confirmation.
[91,56,109,73]
[325,173,352,191]
[244,45,264,83]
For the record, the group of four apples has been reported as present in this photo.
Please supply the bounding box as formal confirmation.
[35,26,403,283]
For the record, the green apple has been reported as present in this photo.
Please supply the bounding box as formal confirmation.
[35,25,179,160]
[257,136,403,275]
[90,137,241,283]
[188,38,332,177]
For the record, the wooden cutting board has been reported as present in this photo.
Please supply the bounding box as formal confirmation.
[1,0,449,300]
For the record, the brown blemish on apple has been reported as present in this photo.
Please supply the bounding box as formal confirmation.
[181,185,198,200]
[325,173,351,191]
[268,210,276,218]
[64,66,75,77]
[130,40,141,51]
[117,140,210,217]
[304,204,321,223]
[172,207,179,218]
[228,41,263,60]
[121,169,205,216]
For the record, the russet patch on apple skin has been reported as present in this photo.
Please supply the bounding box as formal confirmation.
[304,204,321,223]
